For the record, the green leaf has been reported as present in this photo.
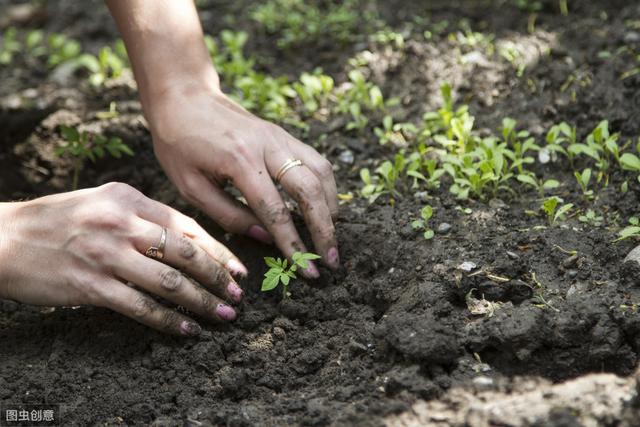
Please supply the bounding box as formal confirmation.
[264,257,282,270]
[420,205,433,221]
[261,272,281,291]
[280,273,290,286]
[60,126,80,142]
[517,174,538,188]
[620,153,640,172]
[542,179,560,190]
[423,229,435,240]
[554,203,574,222]
[613,226,640,242]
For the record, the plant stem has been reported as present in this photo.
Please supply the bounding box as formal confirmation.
[559,0,568,16]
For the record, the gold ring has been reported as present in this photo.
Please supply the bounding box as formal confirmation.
[145,227,167,260]
[275,158,303,183]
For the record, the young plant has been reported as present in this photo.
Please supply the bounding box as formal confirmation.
[47,33,82,67]
[261,252,321,298]
[411,205,435,240]
[55,126,134,190]
[360,154,406,203]
[0,27,21,65]
[541,196,573,225]
[374,115,417,146]
[578,209,604,227]
[77,46,126,87]
[517,172,559,196]
[292,71,334,115]
[574,168,594,200]
[614,217,640,242]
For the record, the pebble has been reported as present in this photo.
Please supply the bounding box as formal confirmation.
[458,261,477,272]
[437,223,452,234]
[506,251,520,260]
[338,149,354,165]
[413,191,430,202]
[624,31,640,44]
[567,269,578,279]
[415,265,423,272]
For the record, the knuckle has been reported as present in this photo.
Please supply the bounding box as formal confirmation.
[317,158,334,178]
[100,182,141,202]
[177,236,198,260]
[299,180,324,201]
[133,295,157,319]
[210,261,229,285]
[159,309,181,333]
[159,268,183,292]
[258,199,291,226]
[177,175,202,204]
[65,233,113,266]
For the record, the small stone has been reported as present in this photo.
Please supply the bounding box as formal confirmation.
[624,31,640,44]
[506,251,519,260]
[567,269,578,279]
[437,223,452,234]
[538,147,551,164]
[338,150,354,165]
[562,254,579,269]
[413,191,430,202]
[472,376,494,388]
[458,261,477,272]
[415,265,423,272]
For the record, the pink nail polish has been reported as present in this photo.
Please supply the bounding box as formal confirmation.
[327,247,340,269]
[226,259,248,277]
[227,282,244,303]
[247,225,273,244]
[302,261,320,279]
[180,320,202,336]
[215,303,237,321]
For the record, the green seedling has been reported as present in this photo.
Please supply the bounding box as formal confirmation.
[251,0,361,48]
[47,33,82,67]
[543,122,577,165]
[77,46,126,87]
[360,154,406,203]
[406,149,445,190]
[261,252,321,298]
[541,196,573,225]
[619,151,640,183]
[374,115,417,146]
[56,126,134,190]
[574,168,594,200]
[613,217,640,243]
[292,71,334,115]
[578,209,604,227]
[517,172,559,196]
[0,27,21,65]
[411,205,435,240]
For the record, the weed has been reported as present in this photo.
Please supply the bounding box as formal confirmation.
[573,168,594,200]
[261,252,321,298]
[613,217,640,243]
[0,27,21,65]
[360,154,407,203]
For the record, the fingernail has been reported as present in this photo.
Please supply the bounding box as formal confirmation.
[227,282,244,303]
[215,303,237,321]
[247,225,273,244]
[326,246,340,269]
[226,259,248,277]
[301,261,320,279]
[180,320,202,337]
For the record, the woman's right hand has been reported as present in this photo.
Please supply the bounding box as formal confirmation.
[0,182,247,336]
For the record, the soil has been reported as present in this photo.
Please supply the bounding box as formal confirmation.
[2,0,640,426]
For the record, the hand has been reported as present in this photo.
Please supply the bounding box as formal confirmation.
[146,85,340,278]
[0,182,247,336]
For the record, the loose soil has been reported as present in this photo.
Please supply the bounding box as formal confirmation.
[2,0,640,425]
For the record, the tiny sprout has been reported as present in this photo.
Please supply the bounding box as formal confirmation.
[541,196,573,226]
[55,125,134,190]
[578,209,604,227]
[411,205,435,240]
[613,217,640,243]
[574,168,594,200]
[261,252,321,298]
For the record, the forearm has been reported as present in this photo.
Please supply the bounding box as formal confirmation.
[105,0,220,115]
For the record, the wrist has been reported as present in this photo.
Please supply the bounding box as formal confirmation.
[0,202,20,299]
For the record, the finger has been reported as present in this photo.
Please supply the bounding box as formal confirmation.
[135,188,249,277]
[290,142,339,220]
[114,249,237,322]
[101,278,203,336]
[233,167,320,279]
[130,219,243,303]
[270,153,339,270]
[180,172,274,245]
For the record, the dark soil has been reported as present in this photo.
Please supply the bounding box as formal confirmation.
[2,0,640,425]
